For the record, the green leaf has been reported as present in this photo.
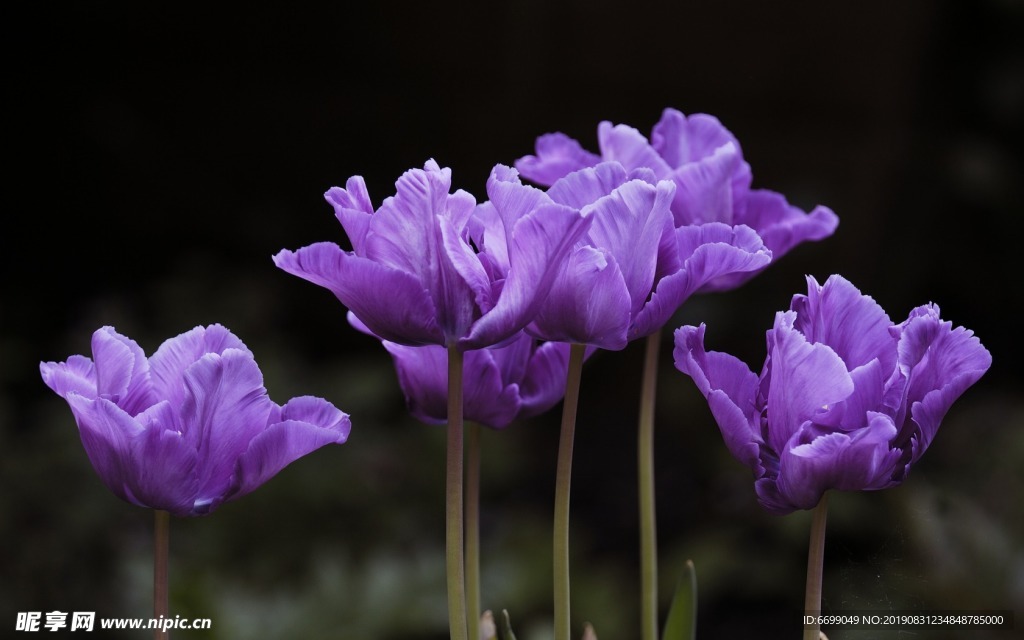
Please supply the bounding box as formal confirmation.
[661,559,697,640]
[496,609,518,640]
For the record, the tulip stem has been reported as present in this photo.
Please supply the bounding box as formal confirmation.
[638,331,661,640]
[803,493,829,640]
[447,345,468,640]
[153,509,170,640]
[466,421,482,637]
[554,343,587,640]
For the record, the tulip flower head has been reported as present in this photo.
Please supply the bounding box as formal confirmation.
[274,160,593,351]
[40,325,351,516]
[674,275,991,514]
[523,162,772,349]
[384,332,575,429]
[516,108,838,291]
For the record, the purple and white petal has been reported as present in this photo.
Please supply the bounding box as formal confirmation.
[90,327,151,411]
[519,340,572,418]
[384,342,450,425]
[460,201,591,350]
[668,142,746,226]
[364,162,462,277]
[148,324,250,408]
[765,312,854,455]
[597,122,672,177]
[180,349,275,506]
[674,324,763,469]
[229,397,350,501]
[40,355,97,401]
[650,109,746,172]
[274,243,445,346]
[462,348,523,428]
[515,132,601,186]
[64,394,145,507]
[791,275,895,372]
[681,222,772,294]
[546,162,631,210]
[738,189,838,260]
[529,246,632,351]
[585,179,675,317]
[776,413,902,511]
[325,175,375,255]
[894,306,992,458]
[632,224,770,338]
[126,401,198,515]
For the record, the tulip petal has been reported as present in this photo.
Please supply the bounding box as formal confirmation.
[325,175,375,255]
[383,342,450,425]
[546,162,630,210]
[230,396,351,501]
[775,413,902,511]
[765,312,854,455]
[519,340,572,418]
[126,401,198,515]
[440,214,494,318]
[815,358,888,431]
[586,179,675,316]
[650,109,744,170]
[739,189,839,260]
[791,275,895,372]
[633,224,770,338]
[674,324,763,469]
[597,122,672,177]
[894,305,992,460]
[468,201,510,278]
[274,243,444,345]
[362,165,479,341]
[40,355,97,401]
[64,394,144,507]
[529,246,632,350]
[91,327,152,415]
[365,162,457,274]
[180,349,275,506]
[668,142,745,226]
[463,348,523,428]
[484,164,554,237]
[515,132,601,186]
[460,201,591,350]
[148,324,250,407]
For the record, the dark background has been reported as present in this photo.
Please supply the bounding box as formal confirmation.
[3,2,1021,639]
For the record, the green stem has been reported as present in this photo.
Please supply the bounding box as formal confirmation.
[153,509,170,640]
[803,493,829,640]
[447,345,468,640]
[466,421,482,638]
[638,331,661,640]
[554,343,587,640]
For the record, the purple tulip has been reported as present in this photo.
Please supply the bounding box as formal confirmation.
[673,275,991,514]
[346,311,576,427]
[523,162,772,349]
[274,160,592,351]
[386,332,574,429]
[40,325,351,516]
[515,108,838,289]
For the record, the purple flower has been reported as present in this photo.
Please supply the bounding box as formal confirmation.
[39,325,351,516]
[347,313,575,428]
[387,333,574,428]
[274,160,592,351]
[515,108,838,289]
[673,275,991,514]
[522,162,771,349]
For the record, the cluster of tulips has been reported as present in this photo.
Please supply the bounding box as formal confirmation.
[42,108,990,640]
